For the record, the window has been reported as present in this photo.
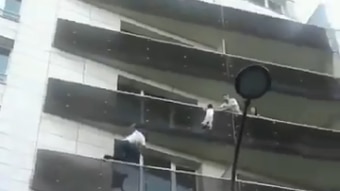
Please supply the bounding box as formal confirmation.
[143,153,197,191]
[144,155,172,191]
[0,48,9,82]
[248,0,286,15]
[121,21,189,46]
[3,0,21,21]
[268,0,284,14]
[250,0,266,6]
[176,166,196,191]
[117,75,198,105]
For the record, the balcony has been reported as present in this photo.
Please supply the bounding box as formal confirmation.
[31,149,301,191]
[54,19,340,128]
[44,78,340,190]
[79,0,338,75]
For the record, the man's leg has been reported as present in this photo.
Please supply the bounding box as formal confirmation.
[104,140,130,161]
[125,143,140,164]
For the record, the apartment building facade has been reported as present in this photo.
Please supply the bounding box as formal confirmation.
[0,0,339,191]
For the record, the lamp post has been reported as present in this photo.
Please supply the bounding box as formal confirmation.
[230,65,271,191]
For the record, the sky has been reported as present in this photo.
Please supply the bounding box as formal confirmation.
[288,0,339,30]
[323,0,340,29]
[293,0,322,23]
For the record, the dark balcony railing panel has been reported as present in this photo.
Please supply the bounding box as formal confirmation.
[44,78,340,161]
[176,171,197,191]
[148,40,228,81]
[54,19,340,102]
[211,111,235,143]
[45,78,142,127]
[172,103,203,131]
[114,92,142,125]
[238,116,340,160]
[33,150,300,191]
[144,166,172,191]
[227,55,340,100]
[238,181,296,191]
[55,19,227,81]
[144,97,172,129]
[196,173,231,191]
[102,0,223,29]
[112,162,140,191]
[32,149,112,191]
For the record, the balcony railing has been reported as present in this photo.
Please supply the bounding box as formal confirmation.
[110,159,302,191]
[44,78,340,161]
[54,19,340,102]
[32,149,303,191]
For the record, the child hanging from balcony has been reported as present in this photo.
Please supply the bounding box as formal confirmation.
[201,104,214,130]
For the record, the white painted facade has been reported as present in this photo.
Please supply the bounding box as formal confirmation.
[0,0,237,190]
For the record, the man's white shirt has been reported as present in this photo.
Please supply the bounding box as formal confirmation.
[124,130,146,146]
[220,98,241,114]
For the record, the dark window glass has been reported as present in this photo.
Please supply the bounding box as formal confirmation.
[176,166,196,191]
[144,166,171,191]
[143,156,171,191]
[117,76,141,94]
[112,162,140,191]
[268,0,284,14]
[117,75,197,104]
[250,0,265,6]
[3,0,21,20]
[0,49,9,82]
[144,155,171,168]
[196,174,229,191]
[143,154,171,191]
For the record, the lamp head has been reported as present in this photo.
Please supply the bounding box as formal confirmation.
[235,65,271,100]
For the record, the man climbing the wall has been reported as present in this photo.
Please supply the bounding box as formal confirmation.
[104,123,146,164]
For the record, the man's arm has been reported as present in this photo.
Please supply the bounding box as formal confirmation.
[219,102,233,110]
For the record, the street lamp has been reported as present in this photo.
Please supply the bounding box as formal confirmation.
[230,65,271,191]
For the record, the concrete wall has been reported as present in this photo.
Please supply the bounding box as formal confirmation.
[0,0,227,190]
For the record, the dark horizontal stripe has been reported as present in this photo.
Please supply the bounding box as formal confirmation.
[32,149,113,191]
[44,78,340,161]
[53,19,340,101]
[33,149,296,191]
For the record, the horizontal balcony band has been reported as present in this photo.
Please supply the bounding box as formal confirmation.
[81,0,333,52]
[54,19,340,101]
[31,149,301,191]
[44,78,340,162]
